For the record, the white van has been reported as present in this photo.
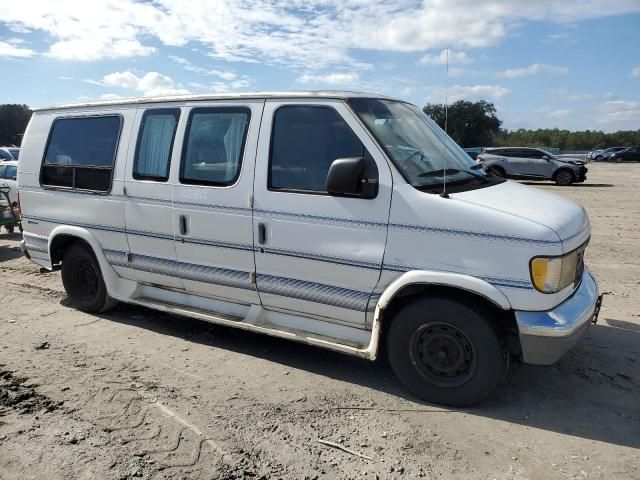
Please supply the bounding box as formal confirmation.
[18,92,601,406]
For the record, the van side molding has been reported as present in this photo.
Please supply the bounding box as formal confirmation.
[376,270,513,312]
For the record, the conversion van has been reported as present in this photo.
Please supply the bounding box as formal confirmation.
[18,92,602,406]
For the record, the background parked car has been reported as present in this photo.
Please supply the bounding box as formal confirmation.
[609,147,640,162]
[586,149,602,161]
[0,147,19,161]
[0,160,18,204]
[463,147,484,160]
[592,147,628,161]
[477,147,587,185]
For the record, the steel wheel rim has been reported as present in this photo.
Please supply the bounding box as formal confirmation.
[71,258,99,300]
[409,322,478,387]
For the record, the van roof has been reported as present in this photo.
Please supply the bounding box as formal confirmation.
[34,90,400,113]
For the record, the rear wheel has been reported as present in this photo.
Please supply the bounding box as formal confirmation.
[5,225,14,234]
[61,242,117,313]
[386,296,508,407]
[554,170,574,186]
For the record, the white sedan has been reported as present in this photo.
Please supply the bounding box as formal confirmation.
[0,160,18,204]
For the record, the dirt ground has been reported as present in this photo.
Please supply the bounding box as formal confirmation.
[0,162,638,480]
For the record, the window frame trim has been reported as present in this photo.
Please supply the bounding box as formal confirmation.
[39,113,124,195]
[267,104,375,198]
[178,106,251,188]
[132,108,181,183]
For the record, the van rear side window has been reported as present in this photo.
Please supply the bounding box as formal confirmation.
[133,109,180,182]
[41,115,122,192]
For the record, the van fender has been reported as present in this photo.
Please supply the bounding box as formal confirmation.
[48,225,138,300]
[363,270,512,361]
[377,270,512,311]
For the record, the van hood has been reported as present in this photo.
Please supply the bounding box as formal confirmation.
[453,180,589,251]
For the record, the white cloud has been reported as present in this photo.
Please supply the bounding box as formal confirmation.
[551,89,596,102]
[596,100,640,124]
[420,49,473,65]
[93,71,189,97]
[536,107,572,118]
[48,38,154,61]
[433,84,510,102]
[499,63,569,78]
[1,1,639,66]
[99,93,123,100]
[0,39,35,58]
[298,73,360,85]
[169,55,238,80]
[631,66,640,78]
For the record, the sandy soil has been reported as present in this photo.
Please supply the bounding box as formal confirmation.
[0,162,638,480]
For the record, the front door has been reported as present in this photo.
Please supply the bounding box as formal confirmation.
[171,101,263,306]
[252,99,392,327]
[525,149,555,177]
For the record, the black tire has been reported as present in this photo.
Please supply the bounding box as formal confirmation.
[488,166,505,178]
[5,225,14,234]
[387,296,508,407]
[595,155,603,162]
[61,242,117,313]
[554,169,574,186]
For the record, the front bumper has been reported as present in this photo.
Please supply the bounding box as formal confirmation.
[515,270,601,365]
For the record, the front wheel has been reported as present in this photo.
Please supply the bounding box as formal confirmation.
[386,296,508,407]
[554,170,574,186]
[5,225,14,234]
[61,242,117,313]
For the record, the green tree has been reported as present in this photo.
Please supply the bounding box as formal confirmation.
[0,104,32,146]
[423,100,502,148]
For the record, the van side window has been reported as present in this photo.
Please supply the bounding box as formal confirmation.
[180,107,250,186]
[40,115,122,192]
[133,109,180,182]
[269,106,366,193]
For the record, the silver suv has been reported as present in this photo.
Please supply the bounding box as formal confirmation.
[477,147,587,186]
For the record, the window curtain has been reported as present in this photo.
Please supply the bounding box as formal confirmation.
[136,115,176,178]
[223,115,246,180]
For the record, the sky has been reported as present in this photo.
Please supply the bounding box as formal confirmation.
[0,0,639,132]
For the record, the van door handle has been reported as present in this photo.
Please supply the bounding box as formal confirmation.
[258,223,266,244]
[179,215,188,236]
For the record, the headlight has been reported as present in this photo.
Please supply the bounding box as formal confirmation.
[530,247,584,293]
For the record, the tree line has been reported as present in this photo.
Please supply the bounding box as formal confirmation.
[423,100,639,151]
[0,104,32,146]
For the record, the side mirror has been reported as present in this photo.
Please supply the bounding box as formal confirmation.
[541,155,550,160]
[326,157,377,198]
[11,176,16,181]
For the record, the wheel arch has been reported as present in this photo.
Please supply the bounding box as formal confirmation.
[366,271,522,361]
[48,226,138,300]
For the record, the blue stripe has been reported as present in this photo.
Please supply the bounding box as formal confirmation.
[388,222,559,246]
[104,249,372,311]
[383,263,533,290]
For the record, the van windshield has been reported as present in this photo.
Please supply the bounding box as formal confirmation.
[348,98,503,193]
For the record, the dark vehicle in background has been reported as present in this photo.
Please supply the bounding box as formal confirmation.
[592,147,628,161]
[609,147,640,163]
[477,147,587,186]
[0,147,19,161]
[463,147,484,160]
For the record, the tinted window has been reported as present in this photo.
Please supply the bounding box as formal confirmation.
[8,149,19,159]
[134,109,180,181]
[0,166,5,176]
[270,106,365,193]
[180,108,249,186]
[3,165,17,179]
[41,116,122,192]
[0,150,12,160]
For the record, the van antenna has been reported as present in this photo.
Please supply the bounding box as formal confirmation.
[440,47,450,199]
